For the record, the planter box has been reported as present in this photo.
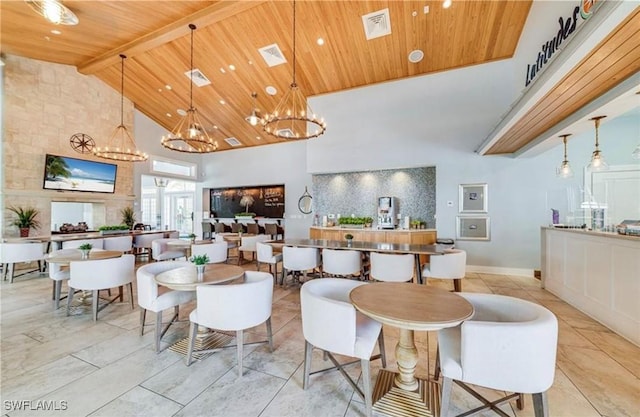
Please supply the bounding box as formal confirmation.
[100,229,129,235]
[235,215,255,219]
[340,224,364,229]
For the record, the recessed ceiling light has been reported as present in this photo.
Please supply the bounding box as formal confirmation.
[219,100,225,105]
[166,113,172,117]
[443,0,452,9]
[256,136,261,140]
[51,29,61,35]
[44,36,50,41]
[317,38,325,46]
[165,85,172,90]
[229,64,236,71]
[248,60,253,65]
[177,109,187,116]
[213,125,218,129]
[265,86,277,96]
[220,68,226,73]
[408,49,424,63]
[158,88,163,92]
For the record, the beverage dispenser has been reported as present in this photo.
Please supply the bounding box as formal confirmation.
[377,197,398,229]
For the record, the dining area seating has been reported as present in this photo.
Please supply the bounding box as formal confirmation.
[281,246,321,286]
[369,252,415,283]
[422,248,467,292]
[190,241,228,264]
[0,241,46,283]
[151,238,187,261]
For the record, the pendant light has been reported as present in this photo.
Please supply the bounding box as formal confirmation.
[94,55,148,162]
[556,134,573,178]
[587,115,608,171]
[262,0,326,140]
[245,92,260,126]
[25,0,78,25]
[161,24,218,153]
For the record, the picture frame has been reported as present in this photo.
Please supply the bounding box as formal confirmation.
[459,183,488,213]
[456,216,490,240]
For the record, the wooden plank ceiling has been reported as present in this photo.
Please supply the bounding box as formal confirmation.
[1,0,532,152]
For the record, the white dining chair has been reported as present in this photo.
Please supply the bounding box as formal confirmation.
[133,232,164,261]
[62,238,104,249]
[67,254,135,321]
[151,238,186,261]
[422,249,466,292]
[186,271,274,376]
[0,242,46,283]
[237,234,270,265]
[103,235,133,252]
[369,252,414,283]
[437,293,558,417]
[48,248,76,309]
[281,246,321,286]
[256,242,282,279]
[190,241,228,264]
[321,248,362,278]
[300,278,386,417]
[136,260,196,352]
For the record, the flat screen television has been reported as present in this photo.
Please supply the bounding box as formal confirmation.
[43,154,117,193]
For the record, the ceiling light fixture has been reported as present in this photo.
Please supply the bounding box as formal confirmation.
[161,24,218,153]
[556,134,573,178]
[246,92,261,126]
[93,55,148,162]
[587,115,609,171]
[262,0,326,140]
[25,0,78,25]
[443,0,453,9]
[154,178,169,188]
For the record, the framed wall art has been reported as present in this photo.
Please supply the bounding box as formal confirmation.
[456,216,490,241]
[459,183,488,213]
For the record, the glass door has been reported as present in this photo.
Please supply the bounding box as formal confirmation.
[169,194,194,235]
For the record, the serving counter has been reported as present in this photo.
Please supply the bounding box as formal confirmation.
[541,226,640,346]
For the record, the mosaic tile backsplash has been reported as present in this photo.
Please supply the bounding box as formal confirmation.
[312,167,436,228]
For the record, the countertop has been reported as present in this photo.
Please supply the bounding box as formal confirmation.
[310,226,436,233]
[541,226,640,242]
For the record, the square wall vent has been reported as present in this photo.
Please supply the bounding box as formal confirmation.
[362,8,391,40]
[258,43,287,67]
[185,69,211,87]
[225,137,242,147]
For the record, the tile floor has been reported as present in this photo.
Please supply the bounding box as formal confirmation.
[1,264,639,417]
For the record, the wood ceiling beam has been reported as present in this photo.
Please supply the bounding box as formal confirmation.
[78,1,266,75]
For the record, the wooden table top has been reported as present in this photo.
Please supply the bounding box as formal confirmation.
[269,238,446,255]
[154,263,245,291]
[44,250,123,265]
[350,283,474,331]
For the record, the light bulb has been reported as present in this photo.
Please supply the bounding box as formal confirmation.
[443,0,452,8]
[43,0,63,24]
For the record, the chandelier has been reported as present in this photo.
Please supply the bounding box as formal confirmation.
[25,0,78,25]
[556,134,573,178]
[262,0,326,140]
[161,24,218,153]
[587,116,608,171]
[94,54,148,162]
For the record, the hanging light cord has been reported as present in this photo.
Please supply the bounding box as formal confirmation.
[189,24,195,109]
[292,0,297,87]
[594,118,600,149]
[562,136,569,161]
[119,54,125,126]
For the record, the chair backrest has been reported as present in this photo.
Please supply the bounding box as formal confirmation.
[231,223,243,233]
[246,223,259,234]
[190,242,228,263]
[301,278,367,357]
[48,249,77,279]
[264,223,278,237]
[425,249,466,279]
[136,260,192,309]
[446,293,558,393]
[0,242,45,263]
[103,235,133,252]
[62,238,104,250]
[194,271,273,331]
[321,249,362,276]
[202,222,212,233]
[214,223,226,233]
[369,252,414,282]
[282,246,320,271]
[256,242,274,263]
[167,231,180,239]
[151,238,183,259]
[134,233,164,249]
[239,235,260,251]
[69,254,135,291]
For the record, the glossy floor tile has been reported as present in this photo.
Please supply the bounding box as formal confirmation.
[1,264,639,417]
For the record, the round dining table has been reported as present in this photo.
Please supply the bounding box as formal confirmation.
[154,263,245,291]
[44,249,123,265]
[350,282,474,416]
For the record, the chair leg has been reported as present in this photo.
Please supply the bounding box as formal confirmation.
[53,281,62,310]
[361,358,372,417]
[155,310,163,353]
[140,309,147,336]
[127,283,134,309]
[92,290,99,321]
[532,392,549,417]
[303,341,313,389]
[517,393,525,410]
[440,377,453,417]
[9,263,15,283]
[66,286,75,316]
[185,321,198,366]
[453,279,462,292]
[434,346,441,380]
[377,329,387,368]
[266,317,273,352]
[236,329,244,377]
[256,261,261,271]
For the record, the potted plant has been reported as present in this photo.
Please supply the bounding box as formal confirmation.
[188,233,196,243]
[344,233,354,246]
[190,254,210,280]
[98,224,130,235]
[120,207,136,230]
[7,206,41,237]
[78,243,92,259]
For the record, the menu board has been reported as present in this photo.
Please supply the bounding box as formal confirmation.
[210,184,285,218]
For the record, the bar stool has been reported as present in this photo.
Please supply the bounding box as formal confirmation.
[201,222,213,240]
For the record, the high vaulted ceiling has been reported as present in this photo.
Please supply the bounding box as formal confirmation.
[1,0,533,152]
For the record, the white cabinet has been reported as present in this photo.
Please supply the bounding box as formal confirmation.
[541,227,640,346]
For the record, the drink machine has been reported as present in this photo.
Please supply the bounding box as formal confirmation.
[377,197,398,229]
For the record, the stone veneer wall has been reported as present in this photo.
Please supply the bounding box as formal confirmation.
[1,55,135,237]
[312,167,436,228]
